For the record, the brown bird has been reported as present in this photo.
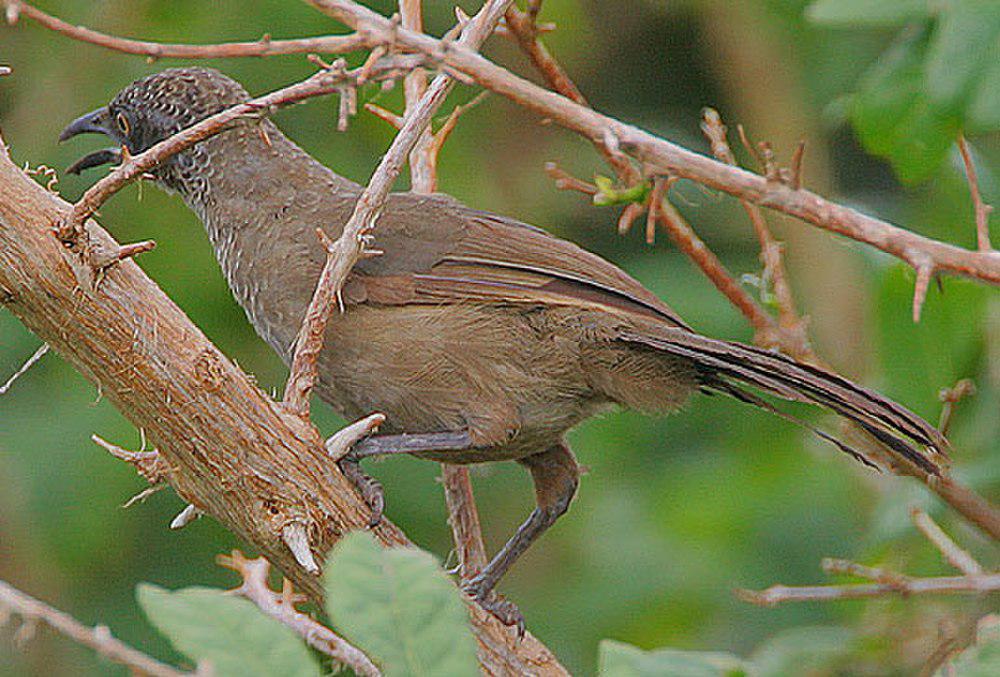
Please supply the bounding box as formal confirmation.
[62,67,947,629]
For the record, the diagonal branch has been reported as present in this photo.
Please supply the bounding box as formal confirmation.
[0,579,191,677]
[3,1,365,59]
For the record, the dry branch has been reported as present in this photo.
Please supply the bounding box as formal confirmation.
[739,509,997,606]
[4,1,365,59]
[0,139,566,676]
[307,0,1000,289]
[0,579,190,677]
[957,135,994,253]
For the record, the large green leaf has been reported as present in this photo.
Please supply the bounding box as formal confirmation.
[323,531,478,677]
[851,29,961,182]
[806,0,932,27]
[136,584,319,677]
[924,1,1000,112]
[750,626,855,677]
[598,640,748,677]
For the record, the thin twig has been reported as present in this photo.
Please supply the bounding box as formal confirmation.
[91,434,170,484]
[218,552,380,677]
[739,510,996,606]
[701,109,812,360]
[911,508,983,576]
[3,1,366,59]
[0,342,48,395]
[398,0,492,584]
[0,579,190,677]
[937,378,976,437]
[957,135,994,253]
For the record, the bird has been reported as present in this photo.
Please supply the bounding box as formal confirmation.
[61,67,948,630]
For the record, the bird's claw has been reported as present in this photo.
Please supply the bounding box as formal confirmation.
[337,454,385,527]
[464,576,526,637]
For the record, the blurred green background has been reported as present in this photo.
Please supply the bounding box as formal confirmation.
[1,1,997,674]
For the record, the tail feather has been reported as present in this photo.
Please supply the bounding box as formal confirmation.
[619,328,948,475]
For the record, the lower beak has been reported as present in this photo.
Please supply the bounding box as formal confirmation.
[59,106,112,142]
[66,147,122,175]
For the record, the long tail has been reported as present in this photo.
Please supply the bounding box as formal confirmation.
[619,328,949,475]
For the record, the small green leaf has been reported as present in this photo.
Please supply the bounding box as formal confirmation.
[936,615,1000,676]
[598,639,748,677]
[137,584,319,677]
[924,0,1000,112]
[750,626,855,677]
[593,176,651,207]
[806,0,933,27]
[323,531,477,677]
[851,29,961,182]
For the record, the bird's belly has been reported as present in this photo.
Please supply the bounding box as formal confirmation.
[312,303,603,462]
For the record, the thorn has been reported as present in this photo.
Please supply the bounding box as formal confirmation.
[5,1,20,25]
[363,102,404,130]
[356,45,387,85]
[789,140,806,190]
[325,412,386,461]
[543,162,597,195]
[281,522,320,575]
[122,483,165,509]
[170,503,201,530]
[0,66,11,77]
[617,202,644,235]
[912,260,935,322]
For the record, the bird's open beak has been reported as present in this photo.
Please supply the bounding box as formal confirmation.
[60,106,122,174]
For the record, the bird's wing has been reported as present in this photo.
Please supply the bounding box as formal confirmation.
[350,193,691,330]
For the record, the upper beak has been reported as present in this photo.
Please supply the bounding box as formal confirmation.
[60,106,122,174]
[59,106,112,142]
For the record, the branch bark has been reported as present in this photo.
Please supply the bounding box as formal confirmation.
[0,139,566,675]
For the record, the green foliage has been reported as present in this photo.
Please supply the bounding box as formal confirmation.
[748,626,855,676]
[808,0,1000,181]
[598,640,748,676]
[323,531,479,676]
[136,584,320,677]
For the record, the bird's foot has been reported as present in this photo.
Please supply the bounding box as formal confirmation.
[337,455,385,528]
[464,575,526,637]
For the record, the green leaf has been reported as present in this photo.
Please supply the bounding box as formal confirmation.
[924,1,1000,113]
[598,639,748,677]
[936,615,1000,676]
[962,29,1000,130]
[593,176,651,207]
[136,584,319,677]
[806,0,933,27]
[750,626,855,677]
[851,29,961,182]
[323,531,478,677]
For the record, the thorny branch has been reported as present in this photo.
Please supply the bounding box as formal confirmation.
[218,552,380,677]
[0,342,48,395]
[0,579,192,677]
[738,508,998,607]
[957,135,994,254]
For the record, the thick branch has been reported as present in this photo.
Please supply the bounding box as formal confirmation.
[4,1,365,59]
[308,0,1000,287]
[0,140,566,675]
[0,579,189,677]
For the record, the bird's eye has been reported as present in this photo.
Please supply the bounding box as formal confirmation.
[115,112,131,136]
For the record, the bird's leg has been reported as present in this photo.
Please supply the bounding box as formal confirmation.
[464,443,580,635]
[331,430,475,526]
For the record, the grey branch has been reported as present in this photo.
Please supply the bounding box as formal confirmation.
[0,579,190,677]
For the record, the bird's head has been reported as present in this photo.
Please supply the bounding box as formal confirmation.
[60,67,249,182]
